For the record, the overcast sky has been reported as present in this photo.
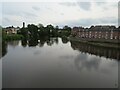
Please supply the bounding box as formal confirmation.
[1,0,119,28]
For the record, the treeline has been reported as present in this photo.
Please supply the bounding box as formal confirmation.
[18,24,71,39]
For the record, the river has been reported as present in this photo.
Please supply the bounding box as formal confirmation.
[1,37,119,88]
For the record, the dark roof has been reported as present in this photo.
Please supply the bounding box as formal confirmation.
[73,25,119,31]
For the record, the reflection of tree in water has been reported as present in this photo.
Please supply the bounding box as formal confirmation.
[61,37,69,44]
[46,38,56,46]
[39,36,50,47]
[2,41,8,58]
[21,38,27,47]
[2,40,20,58]
[71,41,120,60]
[28,38,38,47]
[74,54,101,71]
[7,41,19,48]
[38,36,59,46]
[54,38,58,44]
[21,36,59,47]
[0,42,1,58]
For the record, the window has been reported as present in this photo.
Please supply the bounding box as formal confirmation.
[115,36,117,39]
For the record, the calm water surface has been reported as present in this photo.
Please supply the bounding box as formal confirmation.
[2,37,119,88]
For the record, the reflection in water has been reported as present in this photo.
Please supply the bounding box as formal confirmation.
[28,38,38,47]
[61,37,69,44]
[21,38,27,47]
[2,37,120,61]
[2,41,8,58]
[2,37,118,88]
[7,41,19,47]
[71,41,120,60]
[74,53,101,71]
[21,36,59,47]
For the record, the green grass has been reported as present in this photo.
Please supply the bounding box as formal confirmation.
[3,34,24,41]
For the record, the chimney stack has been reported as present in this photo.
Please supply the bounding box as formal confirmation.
[23,22,25,28]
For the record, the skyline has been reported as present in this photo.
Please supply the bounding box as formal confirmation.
[1,0,118,28]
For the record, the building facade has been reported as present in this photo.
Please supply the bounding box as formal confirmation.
[4,26,20,34]
[72,26,120,40]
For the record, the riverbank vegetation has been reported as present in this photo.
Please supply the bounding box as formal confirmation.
[18,24,71,40]
[2,31,23,41]
[2,23,71,42]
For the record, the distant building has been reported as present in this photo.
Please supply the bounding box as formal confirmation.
[72,25,120,40]
[4,26,20,34]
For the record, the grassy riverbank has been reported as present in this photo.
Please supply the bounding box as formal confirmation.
[3,34,24,41]
[68,37,120,49]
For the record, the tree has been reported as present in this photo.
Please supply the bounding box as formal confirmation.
[55,26,59,30]
[63,25,71,31]
[28,24,38,39]
[60,25,72,37]
[20,28,28,39]
[38,23,44,28]
[46,24,54,31]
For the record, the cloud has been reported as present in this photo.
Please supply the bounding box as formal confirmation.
[77,2,91,11]
[59,2,76,7]
[55,17,117,27]
[95,2,106,6]
[3,16,22,27]
[2,2,118,27]
[74,53,101,71]
[23,12,38,17]
[3,17,10,23]
[59,2,91,11]
[32,6,40,11]
[60,13,64,15]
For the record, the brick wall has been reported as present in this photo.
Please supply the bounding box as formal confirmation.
[72,26,120,40]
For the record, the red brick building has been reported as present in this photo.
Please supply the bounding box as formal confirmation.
[72,26,120,40]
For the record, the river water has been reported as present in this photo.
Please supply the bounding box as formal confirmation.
[2,37,119,88]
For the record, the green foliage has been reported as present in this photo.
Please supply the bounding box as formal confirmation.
[19,28,28,39]
[2,23,72,41]
[28,24,38,39]
[3,34,24,41]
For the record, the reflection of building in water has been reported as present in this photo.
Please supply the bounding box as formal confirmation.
[7,41,19,48]
[71,41,120,60]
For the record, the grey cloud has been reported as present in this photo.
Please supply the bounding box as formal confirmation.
[60,13,64,15]
[23,12,38,17]
[3,9,37,18]
[99,17,117,24]
[77,2,91,11]
[59,2,76,7]
[3,17,20,27]
[3,17,10,23]
[46,7,52,10]
[32,6,40,11]
[2,10,17,15]
[59,2,91,11]
[33,50,41,55]
[96,2,106,6]
[74,53,101,71]
[3,17,12,26]
[59,55,74,60]
[55,17,117,27]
